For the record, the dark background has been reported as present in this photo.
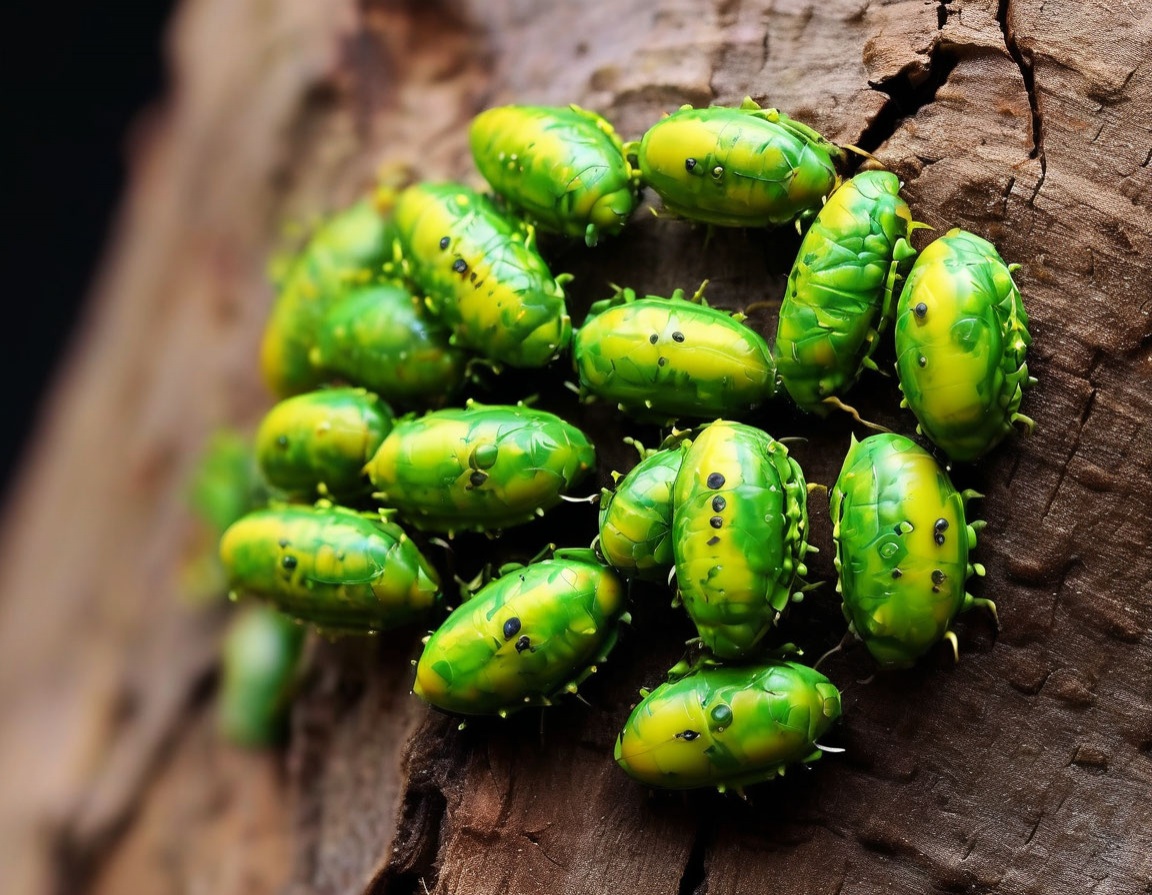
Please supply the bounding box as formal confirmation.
[2,2,177,506]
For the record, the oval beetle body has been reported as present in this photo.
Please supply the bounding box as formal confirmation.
[390,181,571,368]
[218,603,307,748]
[598,436,692,581]
[470,103,641,247]
[413,549,629,717]
[829,433,995,669]
[219,504,442,634]
[893,227,1034,462]
[254,387,394,499]
[365,402,596,534]
[310,282,467,408]
[260,196,393,397]
[632,97,844,228]
[672,421,812,659]
[614,660,842,792]
[573,286,777,422]
[775,170,917,414]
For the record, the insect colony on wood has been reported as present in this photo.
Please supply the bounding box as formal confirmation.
[203,97,1035,792]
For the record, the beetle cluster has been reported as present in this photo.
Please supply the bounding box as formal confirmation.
[212,96,1034,795]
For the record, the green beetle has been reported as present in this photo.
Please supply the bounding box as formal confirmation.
[672,421,812,659]
[389,181,572,368]
[830,433,995,669]
[469,103,642,247]
[309,281,468,408]
[260,196,393,397]
[218,603,307,748]
[597,435,692,581]
[894,228,1035,462]
[412,548,629,717]
[629,96,844,228]
[254,387,394,499]
[572,285,777,423]
[614,659,842,793]
[219,503,442,633]
[365,401,596,534]
[775,170,918,415]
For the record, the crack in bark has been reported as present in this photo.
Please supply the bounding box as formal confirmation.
[997,0,1047,204]
[677,828,709,895]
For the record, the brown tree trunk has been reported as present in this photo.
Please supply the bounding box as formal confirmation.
[1,1,1149,894]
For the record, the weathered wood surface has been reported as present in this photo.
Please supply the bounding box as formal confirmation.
[0,1,1149,894]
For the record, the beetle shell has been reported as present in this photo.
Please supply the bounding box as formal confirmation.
[219,505,442,633]
[391,181,571,368]
[894,228,1034,462]
[365,403,596,533]
[310,282,468,408]
[634,97,843,228]
[775,170,916,413]
[413,549,628,716]
[254,387,394,499]
[614,660,842,792]
[470,104,640,247]
[573,289,777,422]
[598,438,692,580]
[830,433,991,669]
[672,421,811,658]
[260,197,393,397]
[218,603,307,748]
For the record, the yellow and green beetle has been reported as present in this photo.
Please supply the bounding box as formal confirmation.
[254,387,394,500]
[218,603,307,748]
[775,170,918,414]
[309,282,468,409]
[614,659,842,793]
[597,435,692,581]
[469,103,641,247]
[389,181,571,368]
[219,503,442,634]
[672,421,812,659]
[572,286,777,423]
[412,548,629,717]
[893,228,1035,462]
[830,433,995,669]
[260,196,393,397]
[365,401,596,534]
[629,96,844,228]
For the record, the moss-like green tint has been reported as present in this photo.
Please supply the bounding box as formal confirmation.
[365,402,596,533]
[391,182,571,368]
[894,228,1033,462]
[672,421,810,658]
[633,97,843,228]
[598,438,691,580]
[413,549,627,716]
[310,282,467,408]
[260,197,393,397]
[470,104,641,247]
[187,429,266,537]
[830,433,992,669]
[573,288,776,422]
[614,661,841,792]
[218,603,306,748]
[776,170,916,413]
[219,504,441,633]
[254,387,393,499]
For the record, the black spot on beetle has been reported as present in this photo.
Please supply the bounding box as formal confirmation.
[278,538,290,548]
[932,569,947,586]
[503,617,521,640]
[892,569,903,579]
[439,236,450,250]
[914,302,928,319]
[453,258,468,274]
[515,635,532,653]
[707,536,720,546]
[710,516,723,529]
[677,729,700,741]
[685,158,697,172]
[658,356,667,367]
[649,333,659,344]
[672,331,685,342]
[918,355,928,367]
[935,519,949,532]
[281,555,298,571]
[470,471,488,487]
[707,472,726,489]
[712,496,726,512]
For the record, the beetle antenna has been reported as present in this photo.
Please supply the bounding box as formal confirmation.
[822,396,891,432]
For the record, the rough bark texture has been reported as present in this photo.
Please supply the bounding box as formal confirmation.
[1,1,1149,894]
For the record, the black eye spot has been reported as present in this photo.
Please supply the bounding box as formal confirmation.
[712,496,726,512]
[918,355,928,367]
[649,333,659,344]
[935,519,949,532]
[672,331,685,342]
[439,236,450,249]
[677,729,700,741]
[914,302,928,319]
[685,158,697,172]
[502,617,521,640]
[453,259,468,274]
[658,356,667,367]
[515,635,532,653]
[891,568,903,579]
[469,471,488,487]
[710,516,723,529]
[281,555,298,571]
[706,472,725,489]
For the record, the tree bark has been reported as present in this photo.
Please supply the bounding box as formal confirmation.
[1,1,1149,894]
